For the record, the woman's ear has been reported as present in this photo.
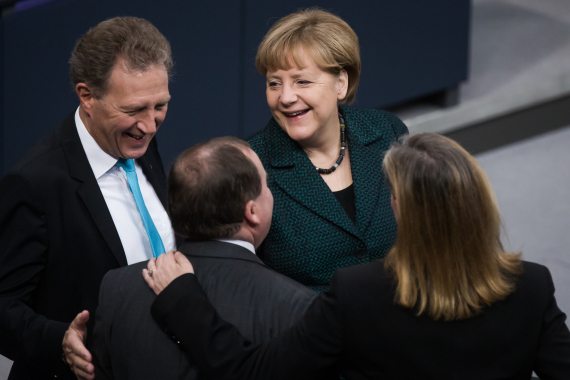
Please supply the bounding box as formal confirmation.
[243,199,260,227]
[336,69,349,101]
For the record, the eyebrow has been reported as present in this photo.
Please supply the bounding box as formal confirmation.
[266,73,308,81]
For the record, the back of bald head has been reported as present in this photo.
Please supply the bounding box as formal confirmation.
[168,137,262,241]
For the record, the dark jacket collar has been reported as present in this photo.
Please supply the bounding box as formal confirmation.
[179,240,267,267]
[259,105,399,239]
[268,105,388,169]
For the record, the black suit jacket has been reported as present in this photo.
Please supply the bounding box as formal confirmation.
[91,240,316,379]
[152,260,570,380]
[0,113,168,379]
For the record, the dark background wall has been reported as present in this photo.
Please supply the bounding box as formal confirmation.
[0,0,470,175]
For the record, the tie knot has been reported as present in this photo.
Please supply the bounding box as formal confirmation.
[116,158,136,172]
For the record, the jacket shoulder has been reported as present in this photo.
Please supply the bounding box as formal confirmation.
[342,106,409,141]
[518,261,554,294]
[7,113,75,176]
[247,118,277,162]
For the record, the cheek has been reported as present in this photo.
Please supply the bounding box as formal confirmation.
[266,89,282,107]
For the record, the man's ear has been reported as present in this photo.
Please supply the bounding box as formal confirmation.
[336,69,349,101]
[243,199,260,227]
[76,83,95,116]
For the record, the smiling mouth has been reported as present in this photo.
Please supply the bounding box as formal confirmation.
[283,109,309,117]
[125,132,144,140]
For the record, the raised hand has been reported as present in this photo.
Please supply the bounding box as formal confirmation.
[143,250,194,295]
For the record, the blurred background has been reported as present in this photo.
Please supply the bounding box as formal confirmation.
[1,0,569,376]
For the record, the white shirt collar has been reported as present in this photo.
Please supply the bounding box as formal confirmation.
[75,106,119,179]
[215,239,256,255]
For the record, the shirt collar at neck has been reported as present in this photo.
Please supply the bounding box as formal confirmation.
[215,239,256,255]
[75,106,120,179]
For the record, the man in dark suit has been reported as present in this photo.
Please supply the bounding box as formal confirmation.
[91,137,316,379]
[0,17,176,379]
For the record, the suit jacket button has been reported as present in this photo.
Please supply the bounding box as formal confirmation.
[355,248,367,258]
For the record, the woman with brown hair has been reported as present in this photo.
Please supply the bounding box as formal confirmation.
[246,8,408,292]
[145,133,570,380]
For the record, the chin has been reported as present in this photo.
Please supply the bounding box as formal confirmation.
[282,126,315,143]
[121,146,150,160]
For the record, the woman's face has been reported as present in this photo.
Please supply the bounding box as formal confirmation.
[265,52,348,145]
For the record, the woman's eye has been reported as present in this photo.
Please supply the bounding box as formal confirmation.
[298,80,311,85]
[268,82,280,88]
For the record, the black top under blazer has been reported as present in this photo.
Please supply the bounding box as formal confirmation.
[92,240,316,379]
[0,113,168,379]
[248,106,408,292]
[151,260,570,380]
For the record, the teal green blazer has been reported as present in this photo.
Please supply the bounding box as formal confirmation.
[248,106,408,292]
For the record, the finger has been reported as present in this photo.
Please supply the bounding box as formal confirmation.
[174,251,195,274]
[66,330,92,361]
[70,345,92,362]
[156,252,165,267]
[68,354,94,375]
[73,362,95,380]
[147,257,157,271]
[173,251,187,263]
[143,268,155,287]
[72,310,89,327]
[70,310,90,329]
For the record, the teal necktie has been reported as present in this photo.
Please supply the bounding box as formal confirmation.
[116,158,165,259]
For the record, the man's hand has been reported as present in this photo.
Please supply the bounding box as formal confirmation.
[143,250,194,295]
[63,310,94,380]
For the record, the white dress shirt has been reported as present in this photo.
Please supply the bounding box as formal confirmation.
[75,107,176,264]
[216,239,256,255]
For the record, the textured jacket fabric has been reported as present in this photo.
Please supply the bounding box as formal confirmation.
[248,106,408,291]
[0,113,168,379]
[152,260,570,380]
[92,240,316,380]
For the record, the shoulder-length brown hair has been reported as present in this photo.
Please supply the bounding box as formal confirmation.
[383,133,522,321]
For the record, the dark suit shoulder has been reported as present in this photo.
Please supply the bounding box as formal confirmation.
[335,260,390,285]
[512,261,555,302]
[182,241,316,341]
[8,113,74,174]
[102,261,148,287]
[192,252,316,304]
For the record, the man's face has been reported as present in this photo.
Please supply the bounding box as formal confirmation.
[244,148,274,246]
[85,61,170,159]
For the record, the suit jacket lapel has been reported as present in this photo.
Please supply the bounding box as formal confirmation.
[342,106,394,233]
[137,138,167,209]
[266,120,361,239]
[60,114,128,267]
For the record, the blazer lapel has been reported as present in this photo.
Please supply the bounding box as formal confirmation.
[342,107,394,233]
[266,120,361,239]
[137,140,167,209]
[61,116,128,267]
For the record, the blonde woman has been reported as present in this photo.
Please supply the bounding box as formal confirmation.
[247,8,408,292]
[145,133,570,380]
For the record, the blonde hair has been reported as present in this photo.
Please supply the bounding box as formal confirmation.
[255,8,361,104]
[383,133,522,321]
